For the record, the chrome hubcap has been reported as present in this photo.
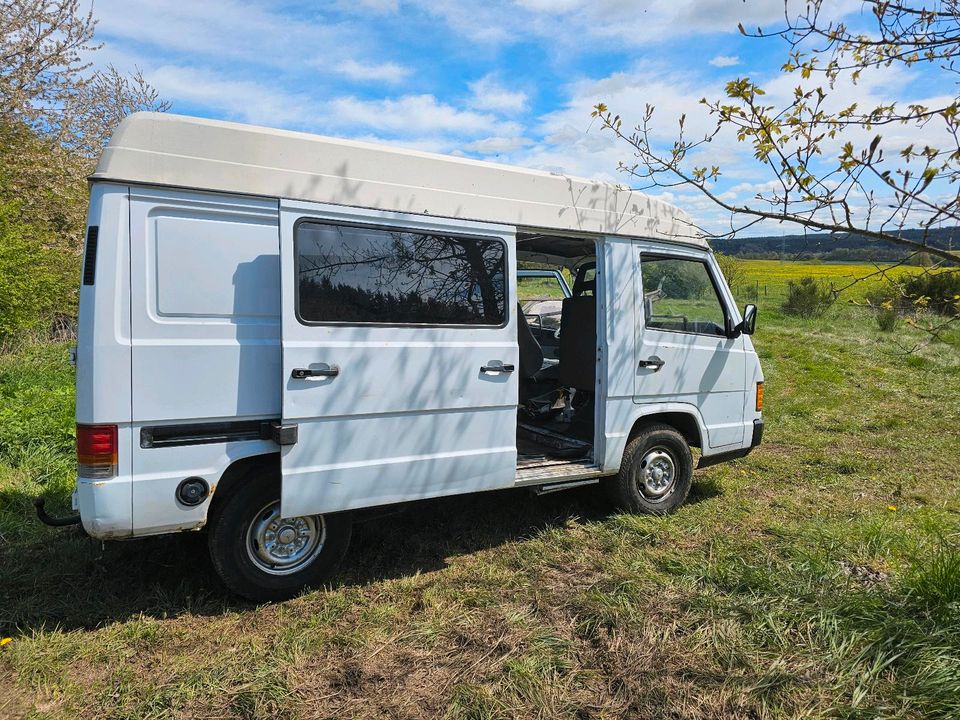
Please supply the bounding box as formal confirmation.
[246,501,325,576]
[637,448,676,501]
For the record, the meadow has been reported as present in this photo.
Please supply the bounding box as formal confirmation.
[1,261,959,719]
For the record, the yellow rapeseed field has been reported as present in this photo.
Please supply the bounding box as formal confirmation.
[735,259,917,302]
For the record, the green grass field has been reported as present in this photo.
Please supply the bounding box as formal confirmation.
[1,262,959,719]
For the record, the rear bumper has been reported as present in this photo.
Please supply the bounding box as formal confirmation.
[76,477,133,539]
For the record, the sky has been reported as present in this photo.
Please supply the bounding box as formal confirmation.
[83,0,952,235]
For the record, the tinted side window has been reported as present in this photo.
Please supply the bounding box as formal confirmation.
[296,222,506,325]
[641,256,727,336]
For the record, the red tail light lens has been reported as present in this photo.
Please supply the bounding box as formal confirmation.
[77,424,118,478]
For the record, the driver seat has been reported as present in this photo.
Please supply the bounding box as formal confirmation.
[557,263,597,391]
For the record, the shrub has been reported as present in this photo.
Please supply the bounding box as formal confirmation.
[0,200,75,340]
[876,306,898,332]
[902,270,960,316]
[781,276,833,317]
[866,270,960,318]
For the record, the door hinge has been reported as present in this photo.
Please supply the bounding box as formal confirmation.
[263,421,298,446]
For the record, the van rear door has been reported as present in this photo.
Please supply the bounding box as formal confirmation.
[278,201,519,517]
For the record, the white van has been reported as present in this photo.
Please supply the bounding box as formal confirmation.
[44,113,763,601]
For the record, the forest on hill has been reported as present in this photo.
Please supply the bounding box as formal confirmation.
[712,226,958,263]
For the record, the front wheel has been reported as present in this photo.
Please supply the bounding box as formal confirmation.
[605,424,693,514]
[207,471,351,602]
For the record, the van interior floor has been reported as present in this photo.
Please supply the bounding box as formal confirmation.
[516,420,600,487]
[517,421,591,459]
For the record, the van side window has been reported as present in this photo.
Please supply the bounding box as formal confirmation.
[295,221,506,325]
[640,256,727,336]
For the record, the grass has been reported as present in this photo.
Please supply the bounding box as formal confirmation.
[1,264,959,719]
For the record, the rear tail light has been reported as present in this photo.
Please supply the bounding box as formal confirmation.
[756,382,764,412]
[77,424,118,478]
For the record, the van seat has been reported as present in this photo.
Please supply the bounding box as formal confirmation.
[517,304,544,379]
[558,296,596,391]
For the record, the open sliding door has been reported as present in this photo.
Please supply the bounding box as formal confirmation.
[278,201,519,518]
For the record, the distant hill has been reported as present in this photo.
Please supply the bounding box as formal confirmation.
[712,226,958,263]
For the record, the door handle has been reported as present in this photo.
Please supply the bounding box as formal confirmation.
[480,363,515,373]
[638,356,665,371]
[292,365,339,379]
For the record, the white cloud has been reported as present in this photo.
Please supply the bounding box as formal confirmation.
[93,0,365,69]
[88,0,934,234]
[709,55,740,67]
[149,65,313,126]
[512,58,950,234]
[414,0,791,46]
[336,59,411,83]
[328,94,519,136]
[468,75,528,113]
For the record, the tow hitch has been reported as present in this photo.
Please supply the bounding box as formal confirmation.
[34,497,82,527]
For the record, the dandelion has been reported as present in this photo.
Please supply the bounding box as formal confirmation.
[0,637,11,647]
[887,505,898,512]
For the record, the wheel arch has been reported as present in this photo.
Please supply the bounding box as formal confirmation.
[208,451,279,520]
[602,404,709,474]
[627,410,703,450]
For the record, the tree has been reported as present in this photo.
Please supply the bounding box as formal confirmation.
[592,1,959,267]
[62,64,170,160]
[0,0,97,127]
[714,251,745,289]
[0,0,169,336]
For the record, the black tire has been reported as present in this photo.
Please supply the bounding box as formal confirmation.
[605,423,693,515]
[207,470,351,602]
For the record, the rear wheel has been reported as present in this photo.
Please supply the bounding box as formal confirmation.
[605,424,693,514]
[207,470,351,602]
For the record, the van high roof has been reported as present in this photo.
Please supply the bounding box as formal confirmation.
[93,112,705,248]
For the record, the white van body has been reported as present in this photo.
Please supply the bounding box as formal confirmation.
[72,113,762,596]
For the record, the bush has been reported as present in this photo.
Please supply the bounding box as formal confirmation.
[781,276,833,318]
[902,270,960,316]
[0,200,74,340]
[867,270,960,318]
[741,283,759,302]
[876,307,899,332]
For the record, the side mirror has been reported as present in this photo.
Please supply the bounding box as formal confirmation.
[740,304,757,335]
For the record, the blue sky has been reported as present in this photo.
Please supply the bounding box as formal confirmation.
[85,0,951,233]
